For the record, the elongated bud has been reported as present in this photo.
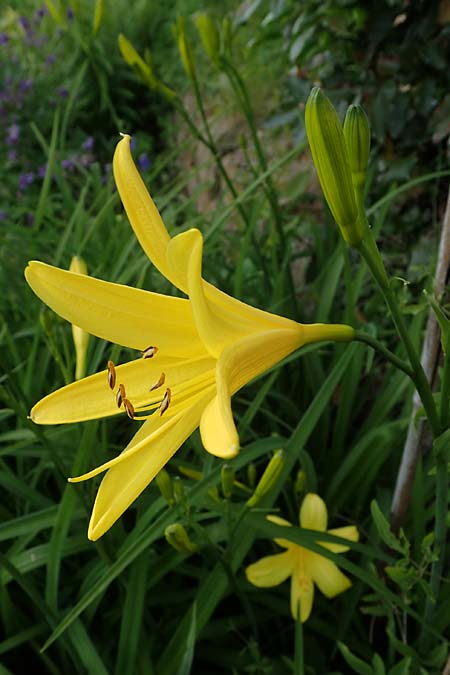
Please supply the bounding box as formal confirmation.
[45,1,66,27]
[343,104,370,189]
[247,462,257,489]
[176,17,196,81]
[221,464,235,499]
[305,88,362,246]
[69,256,90,380]
[247,449,285,507]
[165,523,197,554]
[92,0,104,35]
[194,13,220,63]
[173,476,185,503]
[294,469,306,497]
[208,486,221,503]
[155,468,175,506]
[118,34,176,99]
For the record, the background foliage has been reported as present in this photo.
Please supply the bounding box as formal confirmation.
[1,0,449,673]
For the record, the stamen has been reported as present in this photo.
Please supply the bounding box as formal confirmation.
[116,383,126,408]
[159,388,171,416]
[107,360,116,389]
[150,372,166,391]
[123,398,135,419]
[141,345,158,359]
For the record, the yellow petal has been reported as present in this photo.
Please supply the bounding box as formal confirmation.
[310,554,351,598]
[299,493,328,531]
[25,261,204,358]
[113,135,178,287]
[31,355,214,424]
[200,328,303,458]
[320,525,359,553]
[245,550,294,588]
[291,562,314,622]
[87,389,213,540]
[267,514,293,548]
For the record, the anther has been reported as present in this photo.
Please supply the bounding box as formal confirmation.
[150,372,166,391]
[107,360,116,389]
[159,388,171,416]
[116,383,126,408]
[141,345,158,359]
[123,398,135,420]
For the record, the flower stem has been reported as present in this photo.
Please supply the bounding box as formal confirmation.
[354,331,413,377]
[294,613,305,675]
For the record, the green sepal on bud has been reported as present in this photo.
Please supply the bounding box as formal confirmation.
[69,256,90,380]
[343,104,371,190]
[221,464,235,499]
[247,449,285,507]
[305,87,362,246]
[118,34,176,100]
[194,12,220,64]
[155,468,175,506]
[165,523,197,554]
[175,16,196,81]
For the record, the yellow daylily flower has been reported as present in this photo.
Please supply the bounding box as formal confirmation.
[245,493,359,622]
[25,135,355,541]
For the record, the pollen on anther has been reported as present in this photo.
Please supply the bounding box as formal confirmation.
[107,360,116,389]
[123,398,135,419]
[116,383,126,408]
[159,388,171,416]
[141,345,158,359]
[150,372,165,391]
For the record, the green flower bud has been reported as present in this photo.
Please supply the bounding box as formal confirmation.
[247,462,257,489]
[247,449,285,507]
[92,0,103,36]
[69,256,90,380]
[173,476,185,503]
[194,13,220,63]
[176,17,196,81]
[221,464,235,499]
[208,486,221,503]
[165,523,197,554]
[155,468,175,506]
[305,88,362,246]
[118,34,176,99]
[343,104,371,189]
[294,469,306,497]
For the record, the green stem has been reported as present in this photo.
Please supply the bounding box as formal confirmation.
[354,331,413,378]
[294,614,305,675]
[439,349,450,429]
[357,236,440,438]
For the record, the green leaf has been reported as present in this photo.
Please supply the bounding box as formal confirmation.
[370,500,408,555]
[337,642,373,675]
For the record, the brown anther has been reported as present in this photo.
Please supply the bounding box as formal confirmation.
[116,383,126,408]
[107,360,116,389]
[159,388,171,416]
[150,372,166,391]
[141,345,158,359]
[123,398,135,420]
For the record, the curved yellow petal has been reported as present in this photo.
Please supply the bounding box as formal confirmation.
[267,514,293,548]
[291,562,314,622]
[200,328,303,458]
[245,550,294,588]
[113,135,178,288]
[31,355,214,424]
[320,525,359,553]
[310,554,351,598]
[300,493,328,531]
[87,389,213,540]
[25,261,204,358]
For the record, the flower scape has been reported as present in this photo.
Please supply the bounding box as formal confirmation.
[25,134,355,540]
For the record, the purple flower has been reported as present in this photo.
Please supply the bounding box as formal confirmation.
[67,7,74,20]
[46,54,56,65]
[0,210,7,222]
[6,123,20,145]
[62,158,75,171]
[81,136,94,151]
[138,152,151,172]
[38,164,47,179]
[18,172,35,191]
[57,86,69,98]
[7,150,18,162]
[35,6,48,20]
[0,33,9,45]
[130,137,136,151]
[20,78,33,91]
[18,16,29,30]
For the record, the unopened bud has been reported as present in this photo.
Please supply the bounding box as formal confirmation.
[221,464,235,499]
[294,469,306,497]
[343,104,370,189]
[208,486,221,503]
[247,463,257,489]
[155,468,175,506]
[69,256,90,380]
[92,0,103,35]
[165,523,197,554]
[173,476,185,503]
[194,13,220,63]
[305,88,362,246]
[176,17,196,81]
[118,34,175,99]
[247,449,285,507]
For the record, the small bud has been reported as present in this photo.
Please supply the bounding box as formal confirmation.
[176,17,196,81]
[247,462,257,489]
[118,34,176,99]
[247,449,285,507]
[208,486,221,503]
[305,88,362,246]
[221,464,235,499]
[173,476,185,503]
[165,523,197,554]
[155,468,175,506]
[69,256,90,380]
[194,13,220,63]
[294,469,306,497]
[343,104,371,189]
[92,0,103,36]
